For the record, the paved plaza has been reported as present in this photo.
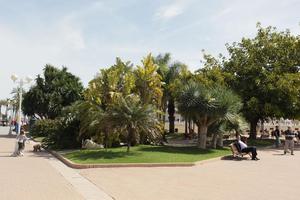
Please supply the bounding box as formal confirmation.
[80,147,300,200]
[0,126,299,200]
[0,127,112,200]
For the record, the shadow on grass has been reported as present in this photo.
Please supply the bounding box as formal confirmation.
[65,146,230,161]
[66,150,141,161]
[139,146,228,155]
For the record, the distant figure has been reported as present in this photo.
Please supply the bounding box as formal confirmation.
[273,126,281,148]
[284,127,295,155]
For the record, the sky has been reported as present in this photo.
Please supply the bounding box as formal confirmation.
[0,0,300,101]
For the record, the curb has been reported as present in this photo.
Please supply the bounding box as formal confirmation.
[49,150,196,169]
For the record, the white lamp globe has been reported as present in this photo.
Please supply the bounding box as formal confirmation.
[11,74,18,82]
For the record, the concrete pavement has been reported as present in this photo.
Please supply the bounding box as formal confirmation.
[2,125,299,200]
[0,127,113,200]
[80,146,300,200]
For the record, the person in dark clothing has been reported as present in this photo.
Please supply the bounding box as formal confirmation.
[273,126,281,148]
[236,134,259,160]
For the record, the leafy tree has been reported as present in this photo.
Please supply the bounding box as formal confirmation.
[22,65,83,119]
[224,24,300,138]
[134,54,163,106]
[82,58,136,147]
[108,95,162,152]
[177,82,242,149]
[195,53,227,87]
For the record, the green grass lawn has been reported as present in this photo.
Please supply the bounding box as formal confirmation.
[64,145,231,164]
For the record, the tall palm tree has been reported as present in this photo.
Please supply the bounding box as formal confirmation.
[155,53,190,133]
[177,82,242,149]
[108,95,162,152]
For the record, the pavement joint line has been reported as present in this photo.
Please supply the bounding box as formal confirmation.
[47,154,115,200]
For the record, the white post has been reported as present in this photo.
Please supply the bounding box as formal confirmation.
[8,100,12,135]
[17,80,23,134]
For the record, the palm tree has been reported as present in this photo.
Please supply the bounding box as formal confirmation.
[209,114,247,148]
[177,82,242,149]
[81,58,136,148]
[75,100,112,149]
[108,95,162,152]
[155,53,190,134]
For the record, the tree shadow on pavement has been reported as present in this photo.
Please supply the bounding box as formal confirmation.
[25,151,52,159]
[0,134,17,139]
[221,155,250,161]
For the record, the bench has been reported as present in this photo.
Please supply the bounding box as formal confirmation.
[229,143,252,158]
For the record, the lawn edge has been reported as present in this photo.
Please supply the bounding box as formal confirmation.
[46,144,273,169]
[49,150,197,169]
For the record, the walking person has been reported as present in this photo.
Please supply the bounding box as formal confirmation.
[284,126,295,155]
[273,126,281,148]
[15,129,28,156]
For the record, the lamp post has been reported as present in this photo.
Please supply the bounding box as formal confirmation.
[11,74,32,134]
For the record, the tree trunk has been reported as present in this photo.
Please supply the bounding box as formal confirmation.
[249,119,259,139]
[212,133,218,149]
[168,98,175,133]
[184,119,188,135]
[104,128,109,151]
[127,140,131,152]
[197,125,208,149]
[127,127,133,152]
[260,120,264,133]
[217,133,223,148]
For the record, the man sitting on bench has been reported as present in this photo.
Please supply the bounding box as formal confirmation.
[236,134,260,161]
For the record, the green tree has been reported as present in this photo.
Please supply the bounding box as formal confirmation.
[82,58,136,147]
[108,95,162,152]
[177,82,242,149]
[224,24,300,138]
[22,65,84,119]
[155,53,190,133]
[195,53,227,87]
[134,54,163,106]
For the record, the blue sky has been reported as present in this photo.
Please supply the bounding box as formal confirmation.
[0,0,300,100]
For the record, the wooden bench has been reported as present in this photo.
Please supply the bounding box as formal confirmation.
[229,143,252,158]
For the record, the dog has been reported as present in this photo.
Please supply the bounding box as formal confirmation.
[33,144,42,152]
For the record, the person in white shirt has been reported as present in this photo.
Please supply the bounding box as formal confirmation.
[15,129,29,156]
[237,135,259,160]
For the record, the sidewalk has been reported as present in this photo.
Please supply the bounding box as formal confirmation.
[80,145,300,200]
[0,127,113,200]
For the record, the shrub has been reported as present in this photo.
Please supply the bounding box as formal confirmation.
[42,118,81,149]
[30,119,58,137]
[41,105,83,150]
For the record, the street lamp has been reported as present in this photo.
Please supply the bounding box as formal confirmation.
[11,74,33,134]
